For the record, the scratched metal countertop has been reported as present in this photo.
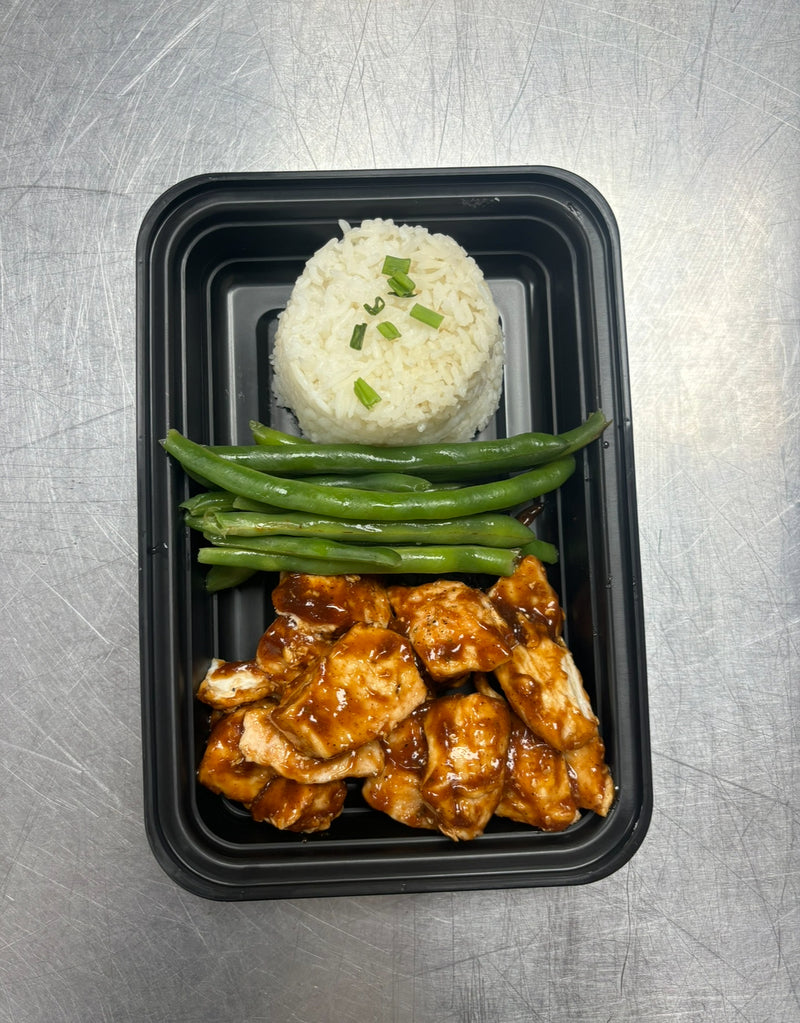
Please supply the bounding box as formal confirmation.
[2,2,798,1021]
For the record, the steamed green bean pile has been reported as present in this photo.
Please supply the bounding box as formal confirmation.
[162,411,610,590]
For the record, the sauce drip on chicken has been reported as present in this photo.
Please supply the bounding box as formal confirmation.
[196,559,614,838]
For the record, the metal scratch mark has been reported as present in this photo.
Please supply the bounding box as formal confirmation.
[331,0,374,165]
[695,0,718,113]
[30,569,112,645]
[501,0,546,130]
[245,0,318,170]
[119,6,219,96]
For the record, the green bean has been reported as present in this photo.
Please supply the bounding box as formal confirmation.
[296,472,439,492]
[162,430,576,521]
[202,509,541,549]
[380,545,524,575]
[204,565,257,592]
[182,467,217,490]
[249,420,309,446]
[198,543,530,577]
[232,496,281,513]
[560,413,613,455]
[208,410,609,480]
[162,429,576,523]
[198,546,390,578]
[202,533,403,567]
[179,490,238,516]
[184,514,215,533]
[519,539,559,564]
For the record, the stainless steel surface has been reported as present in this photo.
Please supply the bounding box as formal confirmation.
[1,0,797,1019]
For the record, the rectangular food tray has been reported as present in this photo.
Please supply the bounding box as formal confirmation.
[136,166,651,900]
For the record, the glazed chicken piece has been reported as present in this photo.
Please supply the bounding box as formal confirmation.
[492,614,600,753]
[473,673,580,831]
[420,691,511,841]
[254,615,333,701]
[196,658,279,710]
[488,556,615,813]
[271,623,429,760]
[197,564,614,835]
[496,715,582,831]
[487,554,564,640]
[361,703,438,831]
[252,573,392,700]
[565,735,615,816]
[196,706,274,805]
[388,579,517,685]
[271,572,392,636]
[239,705,384,783]
[249,776,347,833]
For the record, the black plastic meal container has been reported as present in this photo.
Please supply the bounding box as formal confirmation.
[136,166,651,900]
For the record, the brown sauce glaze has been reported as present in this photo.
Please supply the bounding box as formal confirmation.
[196,658,278,710]
[270,623,428,760]
[565,734,615,815]
[239,705,383,783]
[388,579,516,684]
[381,701,430,772]
[487,555,565,641]
[493,626,599,754]
[271,573,392,634]
[361,703,437,830]
[420,691,511,841]
[195,565,614,837]
[496,714,581,831]
[250,777,347,833]
[196,708,275,805]
[254,616,332,695]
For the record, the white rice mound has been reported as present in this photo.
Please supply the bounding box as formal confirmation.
[271,218,504,445]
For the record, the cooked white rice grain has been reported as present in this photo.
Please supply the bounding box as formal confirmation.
[271,218,504,445]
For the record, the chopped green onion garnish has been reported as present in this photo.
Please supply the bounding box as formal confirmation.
[377,321,401,340]
[354,377,382,409]
[387,271,416,297]
[410,303,444,328]
[382,255,411,276]
[363,296,386,316]
[349,323,367,350]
